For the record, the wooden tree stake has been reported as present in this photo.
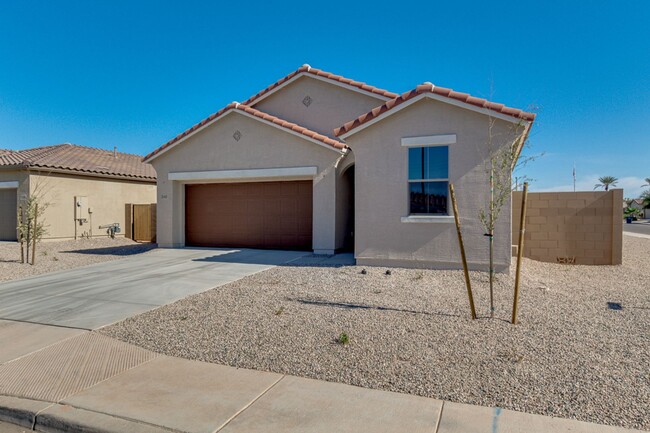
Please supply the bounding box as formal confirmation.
[449,183,477,320]
[31,203,38,266]
[512,182,529,324]
[19,206,24,264]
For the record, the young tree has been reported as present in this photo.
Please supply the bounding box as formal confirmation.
[594,176,618,191]
[16,177,50,265]
[478,117,532,317]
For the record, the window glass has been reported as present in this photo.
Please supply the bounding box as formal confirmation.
[408,146,448,180]
[409,181,448,214]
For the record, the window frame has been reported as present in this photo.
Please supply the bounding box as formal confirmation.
[401,135,456,223]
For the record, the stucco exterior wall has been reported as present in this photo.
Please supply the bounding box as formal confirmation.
[0,169,29,198]
[512,190,623,265]
[151,111,346,252]
[253,76,387,138]
[347,98,524,271]
[28,172,156,240]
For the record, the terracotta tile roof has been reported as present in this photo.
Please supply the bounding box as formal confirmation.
[242,64,399,106]
[0,144,156,180]
[334,83,536,137]
[143,103,346,162]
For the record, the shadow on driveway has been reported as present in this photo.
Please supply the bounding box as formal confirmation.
[62,243,157,256]
[192,249,355,268]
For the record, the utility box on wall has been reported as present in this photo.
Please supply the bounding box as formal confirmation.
[74,196,88,222]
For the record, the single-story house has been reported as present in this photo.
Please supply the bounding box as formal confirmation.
[628,198,649,219]
[0,144,156,241]
[144,65,535,270]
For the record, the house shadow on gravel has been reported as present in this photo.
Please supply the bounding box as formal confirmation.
[62,243,157,256]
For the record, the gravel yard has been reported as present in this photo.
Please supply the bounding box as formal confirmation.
[0,238,156,282]
[101,236,650,430]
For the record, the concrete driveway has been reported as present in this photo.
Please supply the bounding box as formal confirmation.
[0,248,306,330]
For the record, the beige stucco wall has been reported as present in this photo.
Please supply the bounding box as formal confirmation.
[151,111,346,253]
[253,75,387,138]
[347,98,525,271]
[27,172,156,240]
[0,169,29,198]
[512,190,623,265]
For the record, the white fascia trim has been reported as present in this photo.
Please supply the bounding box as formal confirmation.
[235,110,343,154]
[340,93,530,139]
[169,166,318,182]
[401,134,456,147]
[0,181,19,189]
[400,215,455,223]
[249,72,392,107]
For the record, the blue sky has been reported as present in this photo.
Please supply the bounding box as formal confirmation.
[1,1,648,197]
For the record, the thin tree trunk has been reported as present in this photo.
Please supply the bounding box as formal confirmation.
[489,162,495,318]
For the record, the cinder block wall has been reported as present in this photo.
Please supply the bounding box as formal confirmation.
[512,189,623,265]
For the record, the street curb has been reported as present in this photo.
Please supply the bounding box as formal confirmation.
[35,404,174,433]
[0,395,51,429]
[0,397,173,433]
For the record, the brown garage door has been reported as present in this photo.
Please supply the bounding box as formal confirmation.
[0,188,17,241]
[185,181,312,250]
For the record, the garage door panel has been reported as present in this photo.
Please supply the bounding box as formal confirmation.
[185,181,312,250]
[0,188,18,241]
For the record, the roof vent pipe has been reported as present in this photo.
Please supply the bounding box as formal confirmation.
[113,146,117,158]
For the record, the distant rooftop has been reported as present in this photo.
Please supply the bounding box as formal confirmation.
[0,144,156,180]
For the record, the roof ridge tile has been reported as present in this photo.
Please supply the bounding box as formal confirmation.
[334,84,536,137]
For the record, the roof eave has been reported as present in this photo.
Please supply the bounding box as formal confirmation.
[144,106,345,164]
[245,71,393,107]
[337,93,535,140]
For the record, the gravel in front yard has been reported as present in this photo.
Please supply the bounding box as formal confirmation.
[100,237,650,430]
[0,238,156,282]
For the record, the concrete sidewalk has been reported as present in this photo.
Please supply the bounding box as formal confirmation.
[0,329,643,433]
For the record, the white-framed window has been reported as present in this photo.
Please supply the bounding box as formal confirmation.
[408,146,449,215]
[402,134,455,217]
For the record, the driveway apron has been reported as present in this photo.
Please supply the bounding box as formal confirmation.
[0,248,306,330]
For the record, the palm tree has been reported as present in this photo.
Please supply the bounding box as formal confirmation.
[594,176,618,191]
[642,177,650,187]
[642,190,650,208]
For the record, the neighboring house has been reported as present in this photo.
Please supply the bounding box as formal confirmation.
[629,198,645,212]
[628,198,649,219]
[144,65,535,270]
[0,144,156,241]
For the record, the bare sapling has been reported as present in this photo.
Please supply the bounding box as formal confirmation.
[16,176,50,265]
[478,117,532,317]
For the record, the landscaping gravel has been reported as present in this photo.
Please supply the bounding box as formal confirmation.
[101,236,650,430]
[0,238,156,282]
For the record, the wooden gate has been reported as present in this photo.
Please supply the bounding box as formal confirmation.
[125,203,156,242]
